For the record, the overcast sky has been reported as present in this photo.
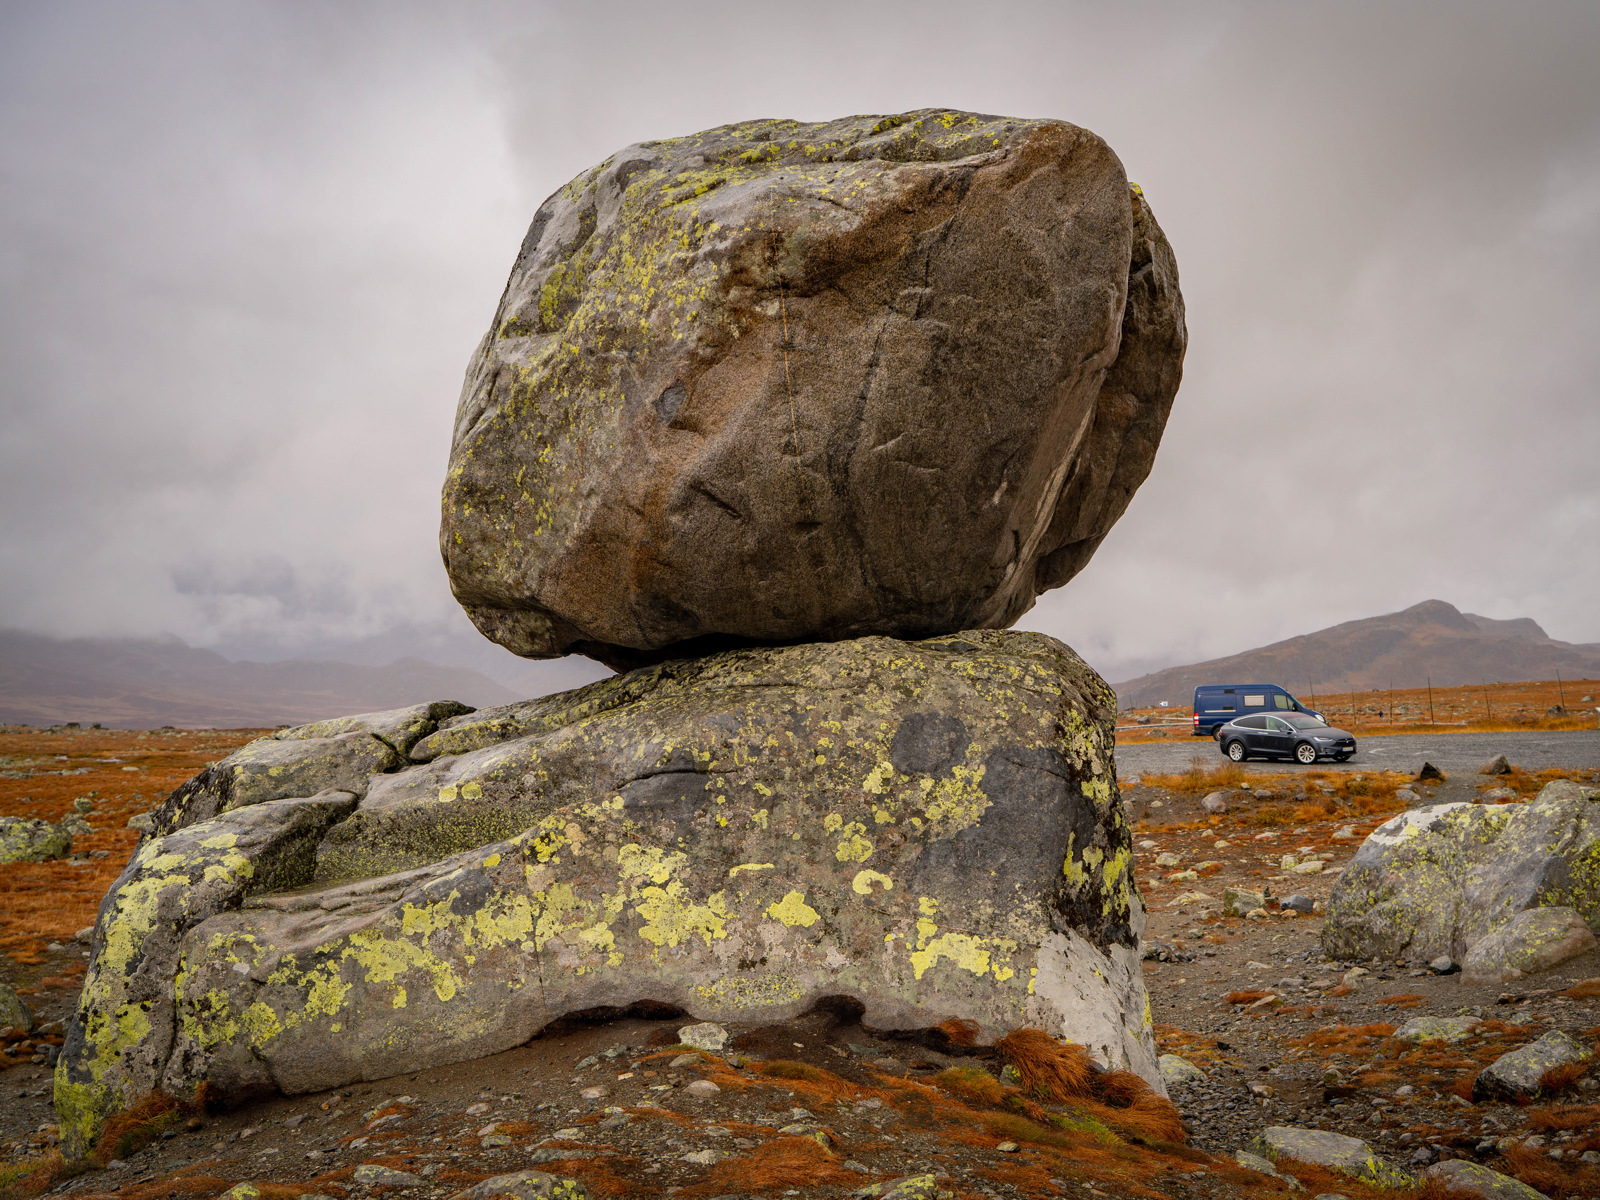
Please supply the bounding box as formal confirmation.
[2,0,1597,690]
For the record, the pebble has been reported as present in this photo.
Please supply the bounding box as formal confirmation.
[678,1022,729,1051]
[686,1080,720,1096]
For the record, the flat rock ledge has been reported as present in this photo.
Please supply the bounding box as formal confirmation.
[55,630,1158,1158]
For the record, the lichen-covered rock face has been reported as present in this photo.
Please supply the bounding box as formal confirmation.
[1249,1126,1411,1189]
[144,701,470,838]
[57,630,1157,1159]
[0,815,72,864]
[1472,1030,1595,1103]
[1322,780,1600,962]
[1460,905,1598,984]
[442,109,1185,669]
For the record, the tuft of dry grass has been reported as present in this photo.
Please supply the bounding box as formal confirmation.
[995,1029,1096,1101]
[937,1017,982,1046]
[699,1135,865,1193]
[1500,1138,1600,1198]
[933,1066,1006,1108]
[1561,979,1600,999]
[1525,1103,1600,1132]
[993,1028,1188,1145]
[1379,994,1427,1008]
[1541,1060,1594,1092]
[1223,990,1273,1006]
[92,1092,184,1167]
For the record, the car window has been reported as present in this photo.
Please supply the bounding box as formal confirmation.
[1236,716,1264,729]
[1263,717,1287,732]
[1284,714,1327,730]
[1273,694,1292,710]
[1244,693,1265,707]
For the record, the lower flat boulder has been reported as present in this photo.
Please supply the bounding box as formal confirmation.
[57,630,1157,1159]
[1322,781,1600,962]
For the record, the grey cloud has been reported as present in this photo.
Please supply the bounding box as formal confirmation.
[1,1,1595,690]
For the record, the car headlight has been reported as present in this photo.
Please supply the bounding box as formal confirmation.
[1313,736,1333,742]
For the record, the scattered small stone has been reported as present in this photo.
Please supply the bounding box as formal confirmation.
[851,1175,944,1200]
[677,1022,728,1051]
[353,1164,423,1187]
[1474,1030,1595,1102]
[448,1170,592,1200]
[1392,1016,1482,1044]
[1281,894,1315,914]
[686,1080,720,1097]
[1159,1054,1207,1086]
[1233,1149,1282,1178]
[1417,762,1444,781]
[996,1140,1019,1152]
[1201,791,1229,815]
[679,1148,728,1165]
[1427,1158,1549,1199]
[1223,888,1266,917]
[0,983,35,1034]
[1429,956,1457,974]
[579,1086,608,1101]
[1250,1127,1411,1188]
[669,1052,701,1067]
[1480,754,1512,776]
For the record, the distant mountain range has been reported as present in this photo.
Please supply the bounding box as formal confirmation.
[0,631,533,729]
[1112,600,1600,709]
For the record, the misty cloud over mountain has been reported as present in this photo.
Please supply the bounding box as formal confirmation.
[2,2,1596,686]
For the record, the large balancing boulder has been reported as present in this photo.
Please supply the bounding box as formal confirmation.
[443,109,1185,668]
[1322,780,1600,962]
[56,630,1157,1158]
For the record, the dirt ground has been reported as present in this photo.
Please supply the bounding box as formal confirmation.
[5,725,1600,1199]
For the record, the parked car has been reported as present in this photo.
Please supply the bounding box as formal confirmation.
[1192,683,1322,737]
[1215,713,1356,764]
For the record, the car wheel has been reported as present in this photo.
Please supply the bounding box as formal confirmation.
[1294,742,1317,765]
[1226,739,1248,762]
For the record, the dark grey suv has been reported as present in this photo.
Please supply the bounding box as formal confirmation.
[1216,713,1356,764]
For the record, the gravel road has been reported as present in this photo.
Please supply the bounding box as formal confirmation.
[1116,727,1600,779]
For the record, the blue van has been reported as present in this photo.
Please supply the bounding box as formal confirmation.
[1192,684,1322,737]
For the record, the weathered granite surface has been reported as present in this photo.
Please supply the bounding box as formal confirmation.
[57,630,1158,1158]
[442,109,1185,669]
[1322,780,1600,962]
